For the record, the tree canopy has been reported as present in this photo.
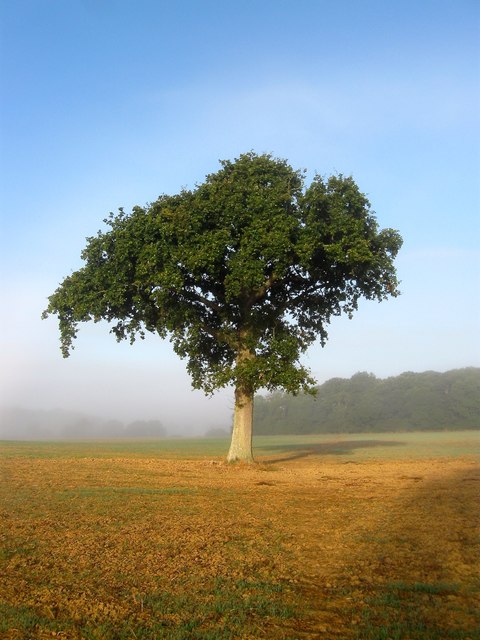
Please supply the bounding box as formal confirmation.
[43,152,402,460]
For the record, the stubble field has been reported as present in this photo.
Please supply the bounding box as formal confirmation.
[1,432,479,640]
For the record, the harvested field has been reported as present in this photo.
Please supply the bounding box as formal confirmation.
[1,432,479,639]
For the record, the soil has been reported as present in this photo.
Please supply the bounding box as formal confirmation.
[1,451,479,639]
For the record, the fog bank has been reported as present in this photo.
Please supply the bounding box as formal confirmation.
[0,406,231,440]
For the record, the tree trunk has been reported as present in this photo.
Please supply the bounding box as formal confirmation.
[227,384,254,463]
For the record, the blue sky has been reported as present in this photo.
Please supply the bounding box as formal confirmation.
[1,0,479,432]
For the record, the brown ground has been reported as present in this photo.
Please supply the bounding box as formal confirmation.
[1,451,479,639]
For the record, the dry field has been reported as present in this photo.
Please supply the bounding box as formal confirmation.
[1,432,479,639]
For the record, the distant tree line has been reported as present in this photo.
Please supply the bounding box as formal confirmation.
[253,368,480,434]
[0,408,166,440]
[1,368,478,440]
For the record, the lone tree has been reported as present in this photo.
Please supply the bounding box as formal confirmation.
[43,153,402,462]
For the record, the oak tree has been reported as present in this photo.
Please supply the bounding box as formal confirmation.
[43,153,402,462]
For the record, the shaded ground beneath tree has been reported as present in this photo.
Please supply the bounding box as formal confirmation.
[256,438,405,461]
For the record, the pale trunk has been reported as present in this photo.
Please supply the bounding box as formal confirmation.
[227,385,254,463]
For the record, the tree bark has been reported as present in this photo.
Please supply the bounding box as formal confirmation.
[227,384,254,463]
[227,329,256,463]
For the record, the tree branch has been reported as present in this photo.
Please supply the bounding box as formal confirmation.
[247,274,277,307]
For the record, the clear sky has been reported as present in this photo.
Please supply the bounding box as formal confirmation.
[1,0,479,433]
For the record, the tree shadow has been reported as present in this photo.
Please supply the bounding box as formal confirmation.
[285,463,480,637]
[256,439,406,462]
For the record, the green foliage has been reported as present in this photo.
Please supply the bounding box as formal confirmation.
[254,368,480,434]
[43,152,402,398]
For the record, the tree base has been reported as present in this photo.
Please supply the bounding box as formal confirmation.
[226,452,255,464]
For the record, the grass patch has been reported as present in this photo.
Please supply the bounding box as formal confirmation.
[0,541,39,563]
[355,582,478,640]
[254,431,480,460]
[59,486,196,497]
[0,578,296,640]
[1,430,478,461]
[0,602,65,635]
[389,581,460,595]
[0,438,231,460]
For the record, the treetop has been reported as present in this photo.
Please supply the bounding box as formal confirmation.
[43,152,402,396]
